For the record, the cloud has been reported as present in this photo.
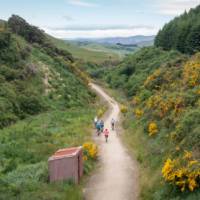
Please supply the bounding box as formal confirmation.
[67,0,99,7]
[155,0,200,16]
[46,25,155,31]
[43,25,158,39]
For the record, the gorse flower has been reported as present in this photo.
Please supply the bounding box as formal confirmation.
[184,150,192,160]
[83,155,88,161]
[132,96,140,106]
[183,57,200,87]
[162,151,200,192]
[148,122,158,136]
[83,142,98,160]
[134,109,143,118]
[162,158,176,181]
[144,69,161,87]
[120,105,128,114]
[146,94,184,118]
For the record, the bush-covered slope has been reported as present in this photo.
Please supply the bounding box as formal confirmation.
[103,46,200,199]
[155,5,200,54]
[0,15,92,128]
[0,15,96,199]
[128,52,200,199]
[96,6,200,199]
[103,47,186,97]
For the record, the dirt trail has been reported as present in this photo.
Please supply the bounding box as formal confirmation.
[84,83,139,200]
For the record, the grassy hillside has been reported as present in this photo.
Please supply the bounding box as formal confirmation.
[0,108,96,200]
[49,36,120,64]
[102,46,200,199]
[98,47,185,96]
[0,15,92,128]
[0,15,97,199]
[69,41,136,58]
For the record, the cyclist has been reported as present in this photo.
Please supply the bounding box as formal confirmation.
[104,128,109,142]
[96,120,101,136]
[100,119,104,132]
[111,118,115,130]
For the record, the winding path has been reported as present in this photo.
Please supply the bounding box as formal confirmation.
[84,83,139,200]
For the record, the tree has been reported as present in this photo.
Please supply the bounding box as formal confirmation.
[154,5,200,54]
[8,15,45,44]
[186,23,200,54]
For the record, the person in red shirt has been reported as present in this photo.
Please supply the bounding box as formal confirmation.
[104,128,109,143]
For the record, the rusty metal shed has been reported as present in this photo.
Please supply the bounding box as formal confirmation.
[48,146,83,184]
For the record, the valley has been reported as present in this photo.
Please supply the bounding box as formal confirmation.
[1,3,200,200]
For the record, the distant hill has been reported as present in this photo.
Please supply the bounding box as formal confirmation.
[49,36,120,64]
[155,4,200,54]
[65,40,136,60]
[62,35,154,62]
[70,35,155,46]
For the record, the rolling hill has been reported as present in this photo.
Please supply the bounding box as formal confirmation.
[61,35,155,62]
[70,35,155,45]
[49,36,120,64]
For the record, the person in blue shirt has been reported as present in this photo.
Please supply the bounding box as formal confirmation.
[100,119,104,132]
[96,120,101,136]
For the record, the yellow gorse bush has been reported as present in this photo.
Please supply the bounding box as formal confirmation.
[146,94,185,118]
[184,150,192,160]
[144,69,161,87]
[146,94,162,109]
[162,151,200,192]
[196,89,200,95]
[134,109,143,118]
[82,142,98,160]
[162,158,176,181]
[120,105,128,114]
[83,155,88,161]
[132,96,140,106]
[183,55,200,87]
[148,122,158,136]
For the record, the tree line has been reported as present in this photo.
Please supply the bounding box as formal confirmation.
[155,5,200,54]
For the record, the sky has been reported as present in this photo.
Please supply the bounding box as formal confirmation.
[0,0,199,39]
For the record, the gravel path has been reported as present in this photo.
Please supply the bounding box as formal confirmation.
[84,83,139,200]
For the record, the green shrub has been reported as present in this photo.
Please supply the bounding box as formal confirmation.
[18,95,46,115]
[4,162,48,185]
[103,47,184,97]
[175,110,200,149]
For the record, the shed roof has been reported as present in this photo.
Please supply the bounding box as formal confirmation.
[49,146,82,161]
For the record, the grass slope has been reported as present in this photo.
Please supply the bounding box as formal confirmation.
[71,41,133,59]
[49,36,120,64]
[0,107,95,200]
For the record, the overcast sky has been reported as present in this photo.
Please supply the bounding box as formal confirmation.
[0,0,199,38]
